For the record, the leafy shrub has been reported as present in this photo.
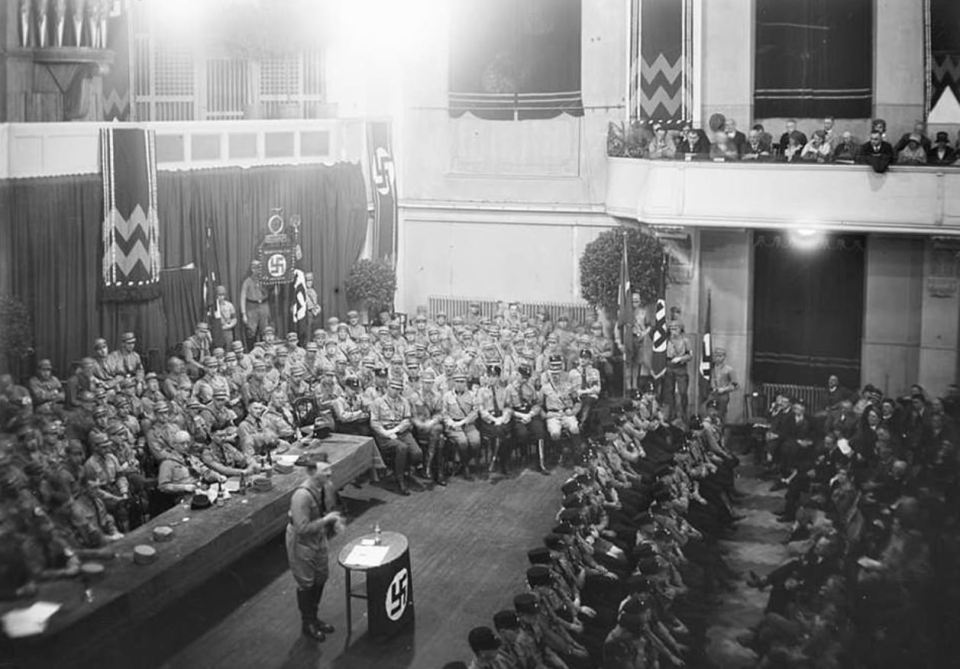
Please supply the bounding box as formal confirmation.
[579,228,665,311]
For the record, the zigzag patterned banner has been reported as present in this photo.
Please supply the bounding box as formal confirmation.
[932,54,960,110]
[638,0,688,126]
[100,128,162,302]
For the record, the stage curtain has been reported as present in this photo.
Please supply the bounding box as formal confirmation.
[449,0,584,120]
[5,176,165,375]
[160,268,203,357]
[752,232,865,389]
[754,0,872,119]
[157,162,369,331]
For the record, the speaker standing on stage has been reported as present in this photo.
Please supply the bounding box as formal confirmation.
[286,458,344,641]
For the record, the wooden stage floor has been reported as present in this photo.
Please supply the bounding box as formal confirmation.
[150,465,566,669]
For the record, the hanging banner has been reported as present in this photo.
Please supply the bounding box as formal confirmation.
[102,0,131,121]
[100,127,162,302]
[367,121,397,266]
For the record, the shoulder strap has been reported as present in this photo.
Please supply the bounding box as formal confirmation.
[299,483,326,516]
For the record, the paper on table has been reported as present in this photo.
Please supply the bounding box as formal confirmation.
[2,601,61,638]
[343,544,389,567]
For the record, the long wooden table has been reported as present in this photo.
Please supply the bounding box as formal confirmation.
[0,434,378,669]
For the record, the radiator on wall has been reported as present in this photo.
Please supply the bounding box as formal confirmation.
[426,296,596,327]
[756,383,830,414]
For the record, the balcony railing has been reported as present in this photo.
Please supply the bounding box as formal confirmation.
[605,157,960,235]
[0,119,369,179]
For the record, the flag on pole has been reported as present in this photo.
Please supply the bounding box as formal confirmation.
[650,259,668,379]
[292,269,308,323]
[618,231,634,361]
[700,290,713,381]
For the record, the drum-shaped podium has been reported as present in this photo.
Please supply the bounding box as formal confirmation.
[337,531,413,638]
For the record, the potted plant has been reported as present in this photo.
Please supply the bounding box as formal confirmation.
[345,258,397,323]
[579,227,665,314]
[0,295,34,378]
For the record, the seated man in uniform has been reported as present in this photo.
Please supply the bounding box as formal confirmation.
[541,357,582,465]
[156,430,224,509]
[568,349,601,435]
[409,367,447,485]
[329,372,371,436]
[201,425,260,478]
[369,379,424,495]
[443,372,482,480]
[511,360,549,474]
[477,363,515,475]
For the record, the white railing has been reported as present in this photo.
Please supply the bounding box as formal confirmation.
[0,118,369,179]
[606,157,960,236]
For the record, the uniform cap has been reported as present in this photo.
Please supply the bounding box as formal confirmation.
[513,593,538,614]
[527,547,551,565]
[93,405,109,417]
[38,359,52,370]
[467,627,500,653]
[89,430,110,445]
[548,355,564,371]
[486,364,502,376]
[231,340,244,351]
[213,389,229,399]
[121,331,136,343]
[346,310,359,318]
[493,610,519,631]
[526,565,552,587]
[453,371,468,382]
[543,534,565,550]
[389,379,405,390]
[558,508,583,524]
[263,326,275,334]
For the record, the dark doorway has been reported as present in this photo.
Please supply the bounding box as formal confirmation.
[752,231,865,388]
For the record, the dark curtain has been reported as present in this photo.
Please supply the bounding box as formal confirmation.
[3,163,367,375]
[449,0,584,120]
[755,0,872,118]
[160,268,203,355]
[5,176,165,376]
[752,232,865,389]
[931,0,960,111]
[157,162,369,331]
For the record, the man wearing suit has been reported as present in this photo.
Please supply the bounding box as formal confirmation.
[778,119,807,157]
[857,130,895,172]
[927,131,957,166]
[677,125,709,160]
[774,400,815,487]
[724,119,747,158]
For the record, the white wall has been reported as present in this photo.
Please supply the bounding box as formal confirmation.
[394,0,627,311]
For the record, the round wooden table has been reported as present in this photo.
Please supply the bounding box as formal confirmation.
[337,531,413,638]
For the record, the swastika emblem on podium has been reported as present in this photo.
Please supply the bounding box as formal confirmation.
[267,253,287,278]
[385,567,409,621]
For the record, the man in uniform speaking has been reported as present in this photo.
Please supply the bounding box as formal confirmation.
[286,457,344,641]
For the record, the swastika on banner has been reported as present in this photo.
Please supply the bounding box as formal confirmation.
[373,147,395,196]
[267,253,287,278]
[385,567,409,621]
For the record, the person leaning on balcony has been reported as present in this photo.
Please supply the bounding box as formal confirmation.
[741,128,772,161]
[724,118,747,158]
[800,130,833,163]
[677,124,709,160]
[709,131,739,161]
[897,134,928,166]
[927,131,957,166]
[832,131,860,163]
[894,120,931,154]
[857,130,895,173]
[645,124,677,160]
[778,119,807,157]
[781,131,805,163]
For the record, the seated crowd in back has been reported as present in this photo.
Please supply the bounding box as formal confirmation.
[632,116,958,168]
[736,376,960,667]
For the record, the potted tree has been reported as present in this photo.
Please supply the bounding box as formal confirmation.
[344,258,397,324]
[579,227,665,314]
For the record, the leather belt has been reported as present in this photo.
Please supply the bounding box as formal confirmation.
[246,298,267,304]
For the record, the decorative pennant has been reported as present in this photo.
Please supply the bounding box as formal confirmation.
[100,127,162,302]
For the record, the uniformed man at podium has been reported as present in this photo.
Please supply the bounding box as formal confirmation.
[286,457,344,641]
